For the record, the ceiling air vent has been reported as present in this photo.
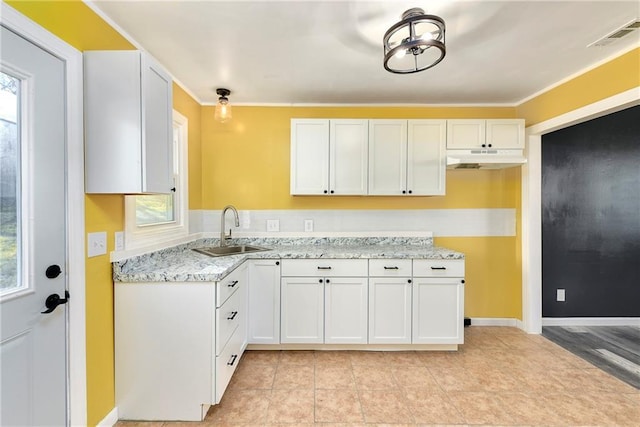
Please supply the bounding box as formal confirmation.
[589,19,640,47]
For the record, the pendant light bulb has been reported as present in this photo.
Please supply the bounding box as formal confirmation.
[214,88,232,123]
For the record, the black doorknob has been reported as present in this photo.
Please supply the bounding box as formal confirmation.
[41,291,69,314]
[46,265,62,279]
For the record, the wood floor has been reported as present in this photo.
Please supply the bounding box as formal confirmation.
[542,325,640,389]
[116,326,639,426]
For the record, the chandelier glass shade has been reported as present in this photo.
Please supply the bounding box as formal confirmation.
[214,88,232,123]
[383,8,446,74]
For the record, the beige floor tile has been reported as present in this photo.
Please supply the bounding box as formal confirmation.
[461,334,510,351]
[279,350,316,365]
[349,350,389,366]
[392,366,440,390]
[206,389,270,424]
[359,390,414,423]
[497,392,561,425]
[403,389,465,424]
[470,367,521,391]
[315,388,364,423]
[447,391,515,425]
[428,367,482,391]
[272,364,314,389]
[352,365,398,389]
[227,364,276,390]
[554,368,638,393]
[419,351,465,369]
[241,350,281,365]
[541,392,612,426]
[314,350,352,367]
[266,389,314,423]
[580,392,640,426]
[385,351,424,366]
[315,365,356,389]
[509,368,566,392]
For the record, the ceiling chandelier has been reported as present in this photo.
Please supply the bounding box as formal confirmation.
[383,7,446,74]
[214,88,232,123]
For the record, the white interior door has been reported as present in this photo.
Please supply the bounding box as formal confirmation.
[1,25,67,426]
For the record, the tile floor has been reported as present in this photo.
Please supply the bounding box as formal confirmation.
[116,327,639,426]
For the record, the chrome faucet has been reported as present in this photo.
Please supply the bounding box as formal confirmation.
[220,205,239,247]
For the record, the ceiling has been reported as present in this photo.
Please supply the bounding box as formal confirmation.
[89,0,640,105]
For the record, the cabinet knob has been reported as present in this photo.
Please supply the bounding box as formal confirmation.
[402,190,406,194]
[275,261,280,266]
[330,190,335,194]
[408,279,412,283]
[461,279,465,284]
[326,279,330,283]
[481,144,486,148]
[323,190,328,194]
[408,190,412,194]
[488,144,492,148]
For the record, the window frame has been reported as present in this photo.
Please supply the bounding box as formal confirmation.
[124,110,188,249]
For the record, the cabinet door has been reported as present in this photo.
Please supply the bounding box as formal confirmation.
[368,120,407,195]
[446,119,485,149]
[141,53,174,193]
[329,119,368,195]
[412,278,464,344]
[368,278,412,344]
[486,119,524,149]
[407,120,446,195]
[281,277,324,343]
[324,278,368,344]
[248,260,281,344]
[290,119,329,195]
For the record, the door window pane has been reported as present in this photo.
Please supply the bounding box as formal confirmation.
[0,71,21,295]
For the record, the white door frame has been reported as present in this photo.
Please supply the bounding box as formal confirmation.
[520,87,640,334]
[1,3,87,425]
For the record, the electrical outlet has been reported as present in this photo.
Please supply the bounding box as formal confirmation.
[266,219,280,232]
[114,231,124,251]
[556,289,566,302]
[87,231,107,257]
[304,219,314,232]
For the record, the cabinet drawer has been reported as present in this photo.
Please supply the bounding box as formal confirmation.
[369,259,412,276]
[217,265,245,307]
[215,325,244,404]
[413,259,464,277]
[216,283,242,355]
[281,259,368,277]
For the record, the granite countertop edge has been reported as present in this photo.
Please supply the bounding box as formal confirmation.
[113,237,464,283]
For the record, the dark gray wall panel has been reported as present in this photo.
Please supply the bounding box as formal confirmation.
[542,105,640,317]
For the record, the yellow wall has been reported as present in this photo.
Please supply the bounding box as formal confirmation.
[201,106,523,318]
[6,2,201,425]
[517,47,640,126]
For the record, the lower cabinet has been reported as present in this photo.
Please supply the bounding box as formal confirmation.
[368,277,412,344]
[324,277,368,344]
[115,263,248,421]
[281,277,325,343]
[247,259,281,344]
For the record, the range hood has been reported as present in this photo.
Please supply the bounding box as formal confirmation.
[446,149,527,170]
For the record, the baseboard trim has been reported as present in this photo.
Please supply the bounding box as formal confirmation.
[469,317,519,327]
[542,317,640,327]
[97,407,118,427]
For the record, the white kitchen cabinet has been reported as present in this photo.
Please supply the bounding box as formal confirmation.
[324,277,368,344]
[290,119,368,195]
[280,259,368,344]
[412,259,465,344]
[115,265,248,421]
[247,259,281,344]
[368,119,446,195]
[280,277,325,343]
[84,50,173,194]
[368,259,412,344]
[447,119,524,150]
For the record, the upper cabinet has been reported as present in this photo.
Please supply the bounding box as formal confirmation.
[368,119,446,196]
[290,119,368,195]
[447,119,524,150]
[84,51,173,194]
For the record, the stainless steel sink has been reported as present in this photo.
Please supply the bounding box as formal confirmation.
[193,245,270,257]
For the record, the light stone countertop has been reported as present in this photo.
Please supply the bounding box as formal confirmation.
[113,236,464,283]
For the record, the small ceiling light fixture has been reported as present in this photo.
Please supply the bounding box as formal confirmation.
[383,7,446,74]
[214,88,232,123]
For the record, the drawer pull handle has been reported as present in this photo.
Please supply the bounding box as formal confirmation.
[430,266,447,270]
[227,311,238,320]
[317,266,332,270]
[384,266,399,270]
[227,354,238,366]
[227,280,239,288]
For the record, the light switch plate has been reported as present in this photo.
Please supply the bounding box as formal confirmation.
[266,219,279,232]
[88,231,107,257]
[304,219,314,232]
[241,211,251,229]
[114,231,124,251]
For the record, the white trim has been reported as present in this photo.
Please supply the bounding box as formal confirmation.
[202,101,519,107]
[542,317,640,327]
[468,318,519,327]
[1,3,87,425]
[517,43,640,105]
[522,88,640,337]
[96,407,118,427]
